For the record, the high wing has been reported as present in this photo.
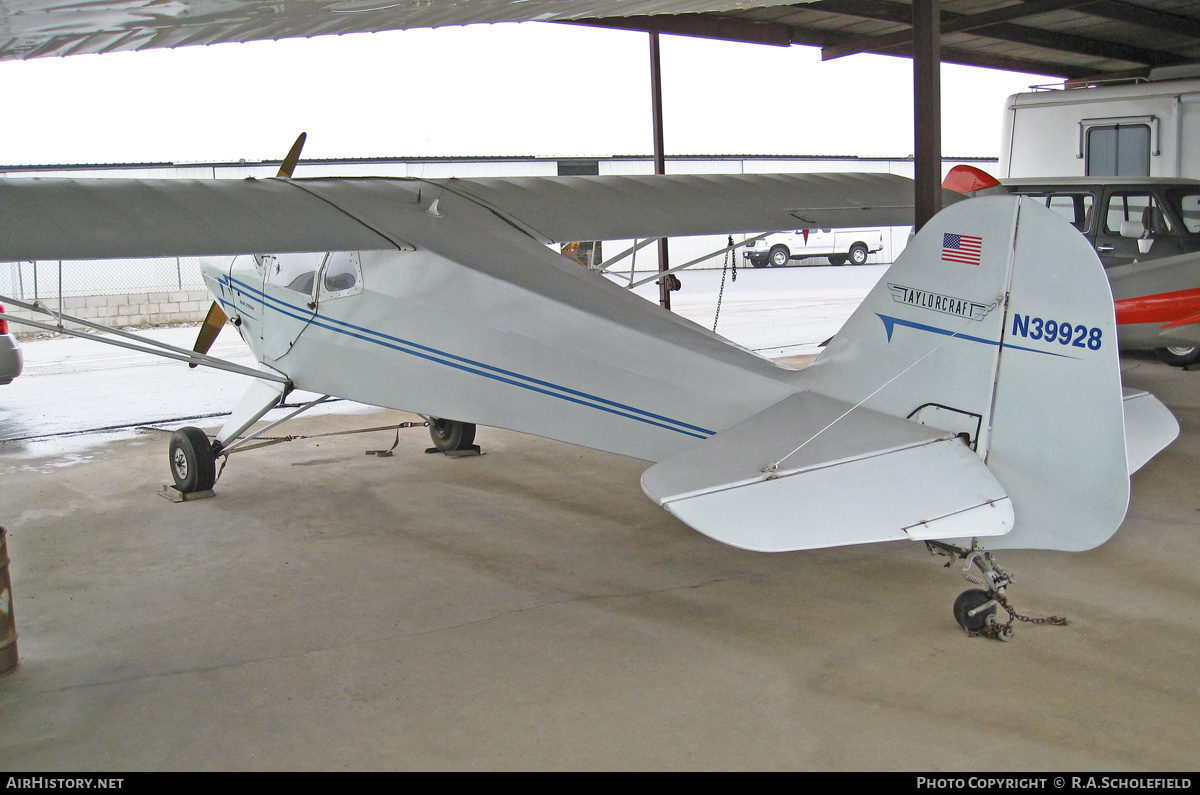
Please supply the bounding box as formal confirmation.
[0,1,804,61]
[0,173,957,261]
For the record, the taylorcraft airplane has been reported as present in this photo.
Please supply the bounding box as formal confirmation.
[0,144,1182,638]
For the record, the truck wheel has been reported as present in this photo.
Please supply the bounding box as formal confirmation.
[769,246,790,267]
[1154,345,1200,367]
[749,257,768,269]
[828,255,847,266]
[849,244,869,266]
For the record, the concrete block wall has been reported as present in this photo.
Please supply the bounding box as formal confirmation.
[4,289,212,338]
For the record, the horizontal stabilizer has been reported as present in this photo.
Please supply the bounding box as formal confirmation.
[640,392,1013,553]
[1123,388,1179,475]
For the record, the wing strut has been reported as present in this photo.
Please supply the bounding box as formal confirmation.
[0,294,288,384]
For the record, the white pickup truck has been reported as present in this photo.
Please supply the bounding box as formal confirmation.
[743,228,885,267]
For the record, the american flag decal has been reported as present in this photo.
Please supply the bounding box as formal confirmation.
[942,233,983,265]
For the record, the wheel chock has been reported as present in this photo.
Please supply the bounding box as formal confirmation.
[157,484,216,503]
[424,445,482,457]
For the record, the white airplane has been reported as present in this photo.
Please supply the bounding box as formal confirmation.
[0,150,1180,638]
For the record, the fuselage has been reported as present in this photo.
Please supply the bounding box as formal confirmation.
[199,181,806,464]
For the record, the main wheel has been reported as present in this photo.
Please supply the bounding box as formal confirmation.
[169,426,217,493]
[428,418,477,452]
[952,588,997,633]
[1154,345,1200,367]
[848,243,870,266]
[768,245,790,268]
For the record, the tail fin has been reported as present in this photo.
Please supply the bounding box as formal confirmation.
[643,196,1157,553]
[805,195,1133,551]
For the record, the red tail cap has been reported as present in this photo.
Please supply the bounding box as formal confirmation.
[942,164,1002,195]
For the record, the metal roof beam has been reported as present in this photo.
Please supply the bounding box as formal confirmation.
[563,13,803,47]
[808,0,1190,67]
[1080,0,1200,41]
[822,0,1089,61]
[571,13,1086,76]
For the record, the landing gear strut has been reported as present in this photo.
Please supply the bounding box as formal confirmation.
[930,542,1013,640]
[927,541,1068,640]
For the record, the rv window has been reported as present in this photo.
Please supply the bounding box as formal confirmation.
[1104,194,1172,235]
[1086,124,1151,177]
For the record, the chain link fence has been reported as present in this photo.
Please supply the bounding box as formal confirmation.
[1,257,207,301]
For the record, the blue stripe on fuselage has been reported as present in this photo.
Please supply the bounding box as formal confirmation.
[219,274,715,440]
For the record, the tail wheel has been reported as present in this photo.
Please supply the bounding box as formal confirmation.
[169,427,217,493]
[428,418,477,452]
[848,243,870,266]
[952,589,997,633]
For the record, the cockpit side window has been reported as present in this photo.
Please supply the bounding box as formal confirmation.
[264,252,326,297]
[321,252,361,295]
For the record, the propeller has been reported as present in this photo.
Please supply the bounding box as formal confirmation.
[189,133,307,366]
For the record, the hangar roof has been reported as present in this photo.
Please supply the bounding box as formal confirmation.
[1,1,1197,81]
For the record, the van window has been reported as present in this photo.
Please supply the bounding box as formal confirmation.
[1012,191,1094,233]
[1048,193,1094,233]
[1086,124,1151,177]
[1105,193,1172,235]
[1170,192,1200,234]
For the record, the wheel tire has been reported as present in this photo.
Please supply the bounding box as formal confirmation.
[169,427,217,493]
[952,588,996,633]
[768,246,790,268]
[828,255,847,266]
[749,258,768,269]
[429,418,477,452]
[848,244,869,266]
[1154,345,1200,367]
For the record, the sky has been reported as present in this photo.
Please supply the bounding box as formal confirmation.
[0,22,1055,167]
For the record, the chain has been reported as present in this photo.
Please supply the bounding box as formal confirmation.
[964,588,1070,640]
[994,589,1070,626]
[712,235,736,332]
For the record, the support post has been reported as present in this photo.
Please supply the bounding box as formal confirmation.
[0,528,17,676]
[649,32,671,310]
[913,0,942,232]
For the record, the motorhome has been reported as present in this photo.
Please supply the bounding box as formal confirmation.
[1001,66,1200,180]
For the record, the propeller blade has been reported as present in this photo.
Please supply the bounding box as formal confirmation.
[277,132,307,179]
[189,301,228,368]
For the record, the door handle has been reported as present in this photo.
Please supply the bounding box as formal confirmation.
[1096,245,1115,252]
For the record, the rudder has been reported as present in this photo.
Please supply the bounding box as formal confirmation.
[802,196,1131,551]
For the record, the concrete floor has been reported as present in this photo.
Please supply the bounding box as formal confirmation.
[0,354,1197,771]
